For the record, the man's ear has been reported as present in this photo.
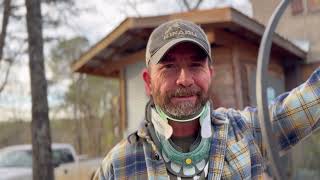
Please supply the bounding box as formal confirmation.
[142,68,152,96]
[209,65,215,78]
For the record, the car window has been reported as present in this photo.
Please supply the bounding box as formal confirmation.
[0,150,32,167]
[52,148,75,165]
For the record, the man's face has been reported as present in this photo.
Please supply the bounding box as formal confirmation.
[143,42,213,119]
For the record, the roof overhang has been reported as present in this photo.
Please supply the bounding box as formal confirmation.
[71,7,307,77]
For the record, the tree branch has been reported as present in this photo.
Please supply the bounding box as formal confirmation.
[182,0,191,11]
[0,41,25,93]
[194,0,203,10]
[126,0,142,17]
[181,0,203,11]
[0,59,12,93]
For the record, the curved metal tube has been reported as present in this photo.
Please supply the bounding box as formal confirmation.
[256,0,292,179]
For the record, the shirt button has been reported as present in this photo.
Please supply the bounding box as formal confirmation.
[153,153,160,160]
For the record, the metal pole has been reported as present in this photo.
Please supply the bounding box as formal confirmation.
[256,0,292,180]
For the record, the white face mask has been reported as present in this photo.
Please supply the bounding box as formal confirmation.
[156,103,205,122]
[151,102,212,139]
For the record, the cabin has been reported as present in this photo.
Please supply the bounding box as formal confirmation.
[71,7,307,135]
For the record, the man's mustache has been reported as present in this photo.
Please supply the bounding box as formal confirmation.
[167,87,201,98]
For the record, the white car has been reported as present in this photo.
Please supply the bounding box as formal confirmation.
[0,144,78,180]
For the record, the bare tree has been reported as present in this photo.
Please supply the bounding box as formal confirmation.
[1,0,76,94]
[25,0,53,179]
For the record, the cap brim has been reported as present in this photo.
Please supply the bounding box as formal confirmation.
[149,38,211,65]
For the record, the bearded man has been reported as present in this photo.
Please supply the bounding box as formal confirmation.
[94,19,320,180]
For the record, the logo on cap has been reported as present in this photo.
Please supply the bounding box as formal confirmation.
[163,22,197,40]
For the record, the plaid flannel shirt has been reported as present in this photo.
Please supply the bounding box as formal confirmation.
[94,68,320,180]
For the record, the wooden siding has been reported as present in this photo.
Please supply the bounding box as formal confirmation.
[124,61,148,134]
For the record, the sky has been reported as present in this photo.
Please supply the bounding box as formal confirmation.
[0,0,253,121]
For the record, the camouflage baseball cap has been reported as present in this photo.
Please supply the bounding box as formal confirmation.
[145,19,212,67]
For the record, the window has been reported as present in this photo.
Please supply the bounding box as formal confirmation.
[0,150,33,167]
[307,0,320,12]
[291,0,320,15]
[52,148,75,166]
[267,87,276,105]
[291,0,304,15]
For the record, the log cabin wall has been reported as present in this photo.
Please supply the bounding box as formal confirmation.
[209,28,287,109]
[210,46,236,108]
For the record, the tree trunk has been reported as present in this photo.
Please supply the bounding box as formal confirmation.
[0,0,11,61]
[0,0,12,93]
[25,0,54,180]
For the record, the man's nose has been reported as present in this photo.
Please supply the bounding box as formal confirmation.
[176,68,194,87]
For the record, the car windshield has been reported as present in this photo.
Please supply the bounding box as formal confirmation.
[0,146,75,168]
[0,149,32,167]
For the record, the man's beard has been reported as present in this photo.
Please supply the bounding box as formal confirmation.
[152,85,209,120]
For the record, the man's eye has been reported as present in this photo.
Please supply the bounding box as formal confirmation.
[163,64,174,68]
[191,63,202,67]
